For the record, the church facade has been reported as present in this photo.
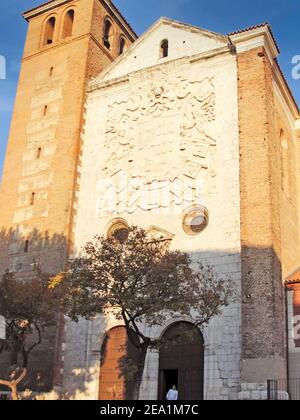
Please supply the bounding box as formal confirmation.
[0,0,300,400]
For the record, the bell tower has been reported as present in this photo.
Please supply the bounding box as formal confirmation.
[0,0,136,276]
[0,0,136,390]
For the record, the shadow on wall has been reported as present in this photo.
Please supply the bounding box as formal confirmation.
[100,326,141,400]
[0,227,287,399]
[0,227,69,394]
[58,246,286,401]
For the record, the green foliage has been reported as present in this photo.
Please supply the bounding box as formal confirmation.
[50,226,233,399]
[59,226,233,345]
[0,270,64,368]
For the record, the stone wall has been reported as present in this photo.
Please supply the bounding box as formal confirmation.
[64,28,242,400]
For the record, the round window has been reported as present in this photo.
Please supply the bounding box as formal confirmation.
[182,206,209,236]
[107,218,129,243]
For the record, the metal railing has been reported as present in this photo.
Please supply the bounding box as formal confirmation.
[267,379,300,400]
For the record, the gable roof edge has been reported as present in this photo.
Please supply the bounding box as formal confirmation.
[89,17,229,88]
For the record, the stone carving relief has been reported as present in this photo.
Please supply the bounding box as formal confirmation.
[100,69,217,214]
[146,226,175,242]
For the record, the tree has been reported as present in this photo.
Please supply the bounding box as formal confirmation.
[51,226,233,400]
[0,270,65,400]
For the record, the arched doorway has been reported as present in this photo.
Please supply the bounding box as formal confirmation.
[158,322,204,400]
[99,326,140,400]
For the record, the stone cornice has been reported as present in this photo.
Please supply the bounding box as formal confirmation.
[189,45,232,64]
[22,33,113,62]
[230,25,299,122]
[272,63,300,123]
[88,74,129,92]
[89,45,233,92]
[229,25,279,65]
[295,119,300,135]
[23,0,73,20]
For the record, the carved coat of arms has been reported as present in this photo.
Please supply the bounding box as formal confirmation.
[100,72,217,214]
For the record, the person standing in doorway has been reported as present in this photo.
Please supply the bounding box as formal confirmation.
[166,385,178,401]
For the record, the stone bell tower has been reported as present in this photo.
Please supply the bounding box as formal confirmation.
[0,0,136,390]
[0,0,136,275]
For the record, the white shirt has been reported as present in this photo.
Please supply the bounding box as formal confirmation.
[166,389,178,400]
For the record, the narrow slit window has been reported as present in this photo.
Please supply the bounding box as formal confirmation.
[280,129,291,197]
[43,105,48,116]
[103,19,113,50]
[37,147,42,159]
[160,39,169,58]
[43,17,56,45]
[50,66,54,76]
[30,192,35,206]
[62,10,74,39]
[24,240,29,253]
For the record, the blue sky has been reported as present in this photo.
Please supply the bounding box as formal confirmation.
[0,0,299,179]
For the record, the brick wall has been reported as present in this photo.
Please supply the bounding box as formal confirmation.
[237,47,286,383]
[0,0,135,392]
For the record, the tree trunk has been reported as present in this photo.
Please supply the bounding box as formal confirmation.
[132,344,149,401]
[0,368,27,401]
[11,384,18,401]
[22,351,29,369]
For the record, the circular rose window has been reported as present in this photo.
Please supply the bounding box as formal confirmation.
[182,206,209,236]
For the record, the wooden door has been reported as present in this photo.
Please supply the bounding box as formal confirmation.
[99,326,139,400]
